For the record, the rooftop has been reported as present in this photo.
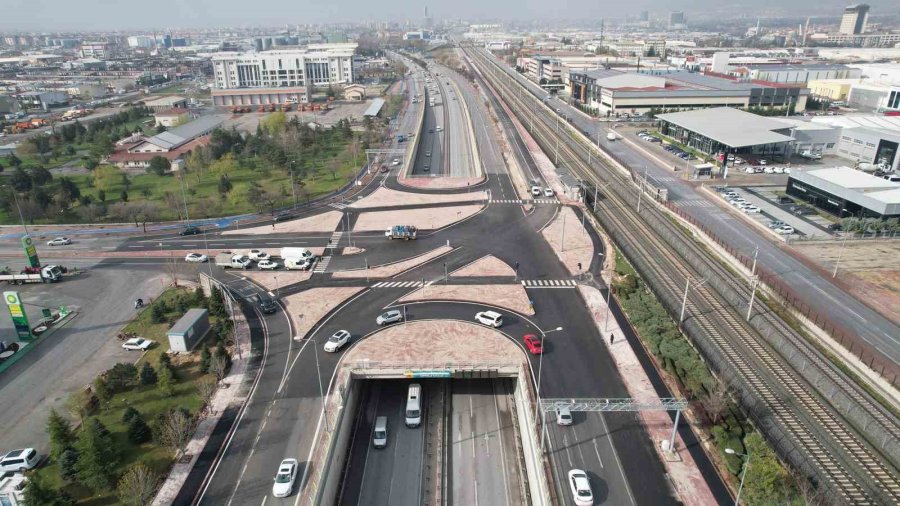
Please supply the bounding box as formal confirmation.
[656,107,795,148]
[143,95,187,107]
[800,167,899,191]
[363,97,385,117]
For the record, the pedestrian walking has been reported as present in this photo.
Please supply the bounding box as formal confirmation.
[609,333,614,344]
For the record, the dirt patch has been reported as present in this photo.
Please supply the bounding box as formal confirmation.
[398,284,533,315]
[352,204,484,232]
[541,206,595,276]
[450,255,515,277]
[349,187,486,209]
[283,286,366,340]
[222,211,343,235]
[332,246,452,278]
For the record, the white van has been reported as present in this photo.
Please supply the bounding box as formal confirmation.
[0,448,39,472]
[405,384,423,427]
[373,416,389,448]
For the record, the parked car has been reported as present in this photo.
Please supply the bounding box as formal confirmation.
[46,237,71,246]
[376,310,403,325]
[743,205,762,214]
[474,310,503,328]
[777,196,794,205]
[122,337,154,351]
[248,250,270,261]
[568,469,594,506]
[272,458,299,498]
[185,253,208,263]
[764,167,776,174]
[523,334,543,355]
[257,259,279,270]
[324,330,351,352]
[0,448,40,473]
[769,220,787,229]
[759,159,767,165]
[774,225,795,235]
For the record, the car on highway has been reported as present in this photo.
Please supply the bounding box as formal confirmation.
[122,337,154,351]
[0,448,40,473]
[184,253,208,263]
[474,310,503,328]
[392,159,401,166]
[436,126,443,132]
[274,211,293,222]
[568,469,594,506]
[179,226,201,236]
[759,159,767,165]
[376,310,403,326]
[272,458,298,498]
[556,407,573,426]
[543,188,555,197]
[380,165,389,173]
[255,293,278,314]
[523,334,543,355]
[46,237,71,246]
[324,330,351,352]
[423,164,430,172]
[248,250,270,261]
[531,186,542,197]
[373,416,389,449]
[257,259,279,270]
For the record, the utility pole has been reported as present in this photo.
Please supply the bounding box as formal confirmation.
[560,210,566,252]
[747,276,759,321]
[750,245,759,277]
[832,234,849,278]
[289,160,297,209]
[679,277,691,324]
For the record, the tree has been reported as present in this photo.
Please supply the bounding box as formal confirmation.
[702,379,731,424]
[30,166,53,185]
[157,362,175,395]
[157,408,195,457]
[83,156,100,170]
[75,418,119,491]
[208,286,228,318]
[140,361,158,385]
[209,152,239,176]
[116,463,158,506]
[261,111,287,134]
[211,344,231,382]
[66,388,95,427]
[46,409,76,461]
[127,413,152,444]
[6,152,21,168]
[93,165,121,192]
[217,174,233,195]
[122,406,141,424]
[22,472,74,506]
[93,376,113,404]
[200,347,212,373]
[120,190,128,202]
[58,447,80,482]
[147,156,171,176]
[742,432,800,505]
[11,166,32,192]
[150,302,166,323]
[198,376,217,415]
[97,189,106,203]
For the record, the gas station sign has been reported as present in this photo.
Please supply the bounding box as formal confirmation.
[21,235,40,268]
[5,291,32,340]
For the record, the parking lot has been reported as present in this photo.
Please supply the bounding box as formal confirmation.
[710,186,838,239]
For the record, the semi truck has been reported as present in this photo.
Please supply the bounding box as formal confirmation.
[385,225,418,240]
[214,253,252,269]
[280,247,316,270]
[0,265,64,284]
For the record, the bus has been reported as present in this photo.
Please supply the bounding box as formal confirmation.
[405,383,422,427]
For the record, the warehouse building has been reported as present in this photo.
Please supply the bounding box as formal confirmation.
[787,167,900,219]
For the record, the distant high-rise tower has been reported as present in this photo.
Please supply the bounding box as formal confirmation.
[668,11,685,29]
[840,4,870,35]
[424,5,433,28]
[639,10,649,22]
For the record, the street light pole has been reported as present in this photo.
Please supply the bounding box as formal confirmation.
[750,245,759,278]
[680,277,708,324]
[725,448,751,506]
[747,276,759,322]
[311,337,330,432]
[3,187,29,235]
[833,234,849,278]
[289,160,297,209]
[560,210,566,253]
[534,326,563,421]
[178,173,190,223]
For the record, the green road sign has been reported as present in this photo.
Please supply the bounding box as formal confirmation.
[5,291,32,340]
[21,235,40,268]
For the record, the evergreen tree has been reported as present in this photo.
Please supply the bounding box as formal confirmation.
[193,286,207,306]
[93,376,112,403]
[58,447,80,482]
[21,472,74,506]
[75,418,119,492]
[150,303,166,323]
[157,363,174,396]
[208,286,227,318]
[127,414,152,444]
[46,409,75,461]
[122,406,141,424]
[139,361,158,385]
[200,347,212,373]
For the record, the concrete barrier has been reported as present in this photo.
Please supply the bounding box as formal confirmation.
[513,364,553,506]
[311,379,362,506]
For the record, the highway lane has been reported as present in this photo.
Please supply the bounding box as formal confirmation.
[338,380,427,506]
[450,378,523,506]
[474,46,900,367]
[434,65,475,177]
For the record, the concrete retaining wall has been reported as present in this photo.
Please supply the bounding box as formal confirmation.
[314,379,362,506]
[513,367,553,506]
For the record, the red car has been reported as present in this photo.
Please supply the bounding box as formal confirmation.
[523,334,543,355]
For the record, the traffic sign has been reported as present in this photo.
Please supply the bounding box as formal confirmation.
[403,369,451,379]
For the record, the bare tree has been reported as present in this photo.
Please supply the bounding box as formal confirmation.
[116,463,158,506]
[157,409,195,458]
[702,379,731,425]
[66,388,95,428]
[210,354,229,382]
[197,377,217,416]
[792,468,824,506]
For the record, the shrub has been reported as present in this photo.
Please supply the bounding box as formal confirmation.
[199,347,211,374]
[105,363,138,392]
[58,446,80,483]
[122,407,141,424]
[150,303,166,324]
[139,362,158,385]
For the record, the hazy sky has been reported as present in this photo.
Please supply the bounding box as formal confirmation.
[1,0,894,31]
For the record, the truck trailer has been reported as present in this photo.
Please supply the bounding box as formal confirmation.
[385,225,418,240]
[0,265,64,284]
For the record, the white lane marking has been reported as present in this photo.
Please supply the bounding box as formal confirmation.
[492,381,511,506]
[593,437,605,468]
[597,413,637,506]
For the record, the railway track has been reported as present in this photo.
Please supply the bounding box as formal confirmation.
[462,44,900,504]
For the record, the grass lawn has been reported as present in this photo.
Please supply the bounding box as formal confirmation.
[33,288,213,504]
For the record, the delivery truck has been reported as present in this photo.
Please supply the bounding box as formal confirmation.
[0,265,64,284]
[385,225,418,240]
[280,247,316,270]
[214,253,253,269]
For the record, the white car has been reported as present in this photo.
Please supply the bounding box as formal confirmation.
[742,205,761,214]
[772,167,784,174]
[734,158,744,165]
[544,188,555,197]
[556,407,573,426]
[46,237,71,246]
[782,167,791,174]
[568,469,594,506]
[392,159,401,166]
[729,198,748,206]
[185,253,208,263]
[474,310,503,328]
[764,167,775,174]
[531,186,542,197]
[248,250,270,261]
[324,329,351,352]
[257,259,279,270]
[272,458,298,498]
[744,167,755,174]
[122,337,154,351]
[376,310,403,326]
[0,448,40,473]
[774,225,795,235]
[759,159,767,165]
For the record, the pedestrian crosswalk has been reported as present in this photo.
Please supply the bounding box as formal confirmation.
[313,256,331,273]
[675,200,713,208]
[327,231,343,249]
[372,281,425,288]
[489,199,559,204]
[329,202,350,210]
[521,279,577,287]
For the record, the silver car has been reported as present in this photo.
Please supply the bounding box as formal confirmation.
[376,310,403,326]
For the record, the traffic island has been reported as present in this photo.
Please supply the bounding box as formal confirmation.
[331,245,453,279]
[397,284,534,316]
[221,210,344,235]
[351,204,485,232]
[449,255,516,278]
[349,187,487,209]
[283,287,367,340]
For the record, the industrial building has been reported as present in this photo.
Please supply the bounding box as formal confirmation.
[211,44,356,106]
[656,107,795,161]
[787,167,899,219]
[569,69,807,116]
[106,115,227,171]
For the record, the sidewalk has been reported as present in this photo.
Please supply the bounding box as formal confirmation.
[152,295,253,505]
[578,284,720,506]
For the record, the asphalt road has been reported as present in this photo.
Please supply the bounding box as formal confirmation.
[476,46,900,368]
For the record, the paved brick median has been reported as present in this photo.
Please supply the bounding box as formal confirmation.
[353,204,484,232]
[349,187,487,209]
[283,286,366,340]
[450,254,516,277]
[332,246,452,279]
[222,210,343,235]
[398,284,534,315]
